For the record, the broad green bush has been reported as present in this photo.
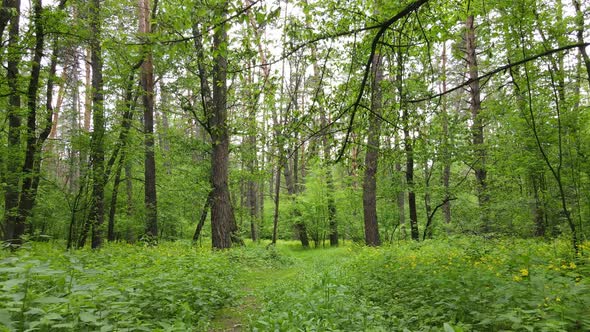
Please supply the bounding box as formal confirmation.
[0,242,238,331]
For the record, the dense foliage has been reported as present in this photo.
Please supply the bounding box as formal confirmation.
[253,238,590,331]
[1,0,590,329]
[1,238,587,331]
[0,242,238,331]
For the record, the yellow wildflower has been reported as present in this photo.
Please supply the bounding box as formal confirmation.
[520,268,529,277]
[513,275,522,282]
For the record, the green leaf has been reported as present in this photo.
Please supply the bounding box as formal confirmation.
[443,323,455,332]
[52,323,75,328]
[0,309,13,329]
[1,278,27,289]
[79,311,98,323]
[44,313,63,320]
[34,296,69,304]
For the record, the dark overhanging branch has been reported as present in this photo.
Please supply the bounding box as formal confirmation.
[407,42,590,104]
[336,0,430,162]
[130,0,261,46]
[422,196,458,241]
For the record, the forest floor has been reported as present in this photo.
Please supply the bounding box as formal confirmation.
[0,238,587,331]
[209,244,351,331]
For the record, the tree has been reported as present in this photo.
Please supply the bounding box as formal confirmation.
[209,1,238,249]
[89,0,106,249]
[2,0,22,242]
[465,14,489,233]
[139,0,158,239]
[363,42,383,247]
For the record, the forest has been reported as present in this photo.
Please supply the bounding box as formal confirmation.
[1,0,590,330]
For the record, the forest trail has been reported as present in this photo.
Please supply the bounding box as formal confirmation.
[208,244,352,331]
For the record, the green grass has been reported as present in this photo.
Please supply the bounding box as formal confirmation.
[1,237,589,331]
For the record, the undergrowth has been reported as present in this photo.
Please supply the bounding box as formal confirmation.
[250,237,590,332]
[1,237,589,331]
[0,242,241,331]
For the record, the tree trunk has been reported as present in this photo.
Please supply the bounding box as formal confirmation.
[209,1,237,249]
[89,0,106,249]
[363,51,383,247]
[2,0,21,242]
[423,163,433,239]
[531,174,546,237]
[84,48,92,132]
[193,191,213,242]
[465,15,489,232]
[283,158,310,247]
[139,0,158,239]
[441,42,452,225]
[271,164,281,245]
[14,0,45,242]
[395,161,406,240]
[405,131,418,241]
[107,71,136,241]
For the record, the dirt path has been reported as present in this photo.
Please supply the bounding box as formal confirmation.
[208,246,350,331]
[208,259,299,331]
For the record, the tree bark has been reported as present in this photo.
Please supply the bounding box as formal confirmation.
[14,0,45,242]
[405,131,418,241]
[2,0,21,242]
[139,0,158,239]
[89,0,106,249]
[362,50,383,247]
[209,1,237,249]
[107,70,137,241]
[193,191,213,242]
[395,161,406,239]
[441,42,452,225]
[398,57,419,241]
[465,15,489,232]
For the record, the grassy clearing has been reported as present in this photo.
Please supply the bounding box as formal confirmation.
[1,237,589,331]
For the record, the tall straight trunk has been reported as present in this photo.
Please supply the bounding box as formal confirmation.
[395,161,406,239]
[531,173,546,237]
[441,42,452,224]
[84,48,92,131]
[125,161,134,215]
[422,163,433,239]
[107,71,137,241]
[49,70,67,139]
[209,1,237,249]
[139,0,158,238]
[243,57,259,242]
[271,164,281,245]
[324,135,338,247]
[3,0,21,242]
[363,52,383,247]
[465,15,489,232]
[397,48,419,241]
[404,120,418,241]
[89,0,105,249]
[246,132,258,241]
[67,45,82,193]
